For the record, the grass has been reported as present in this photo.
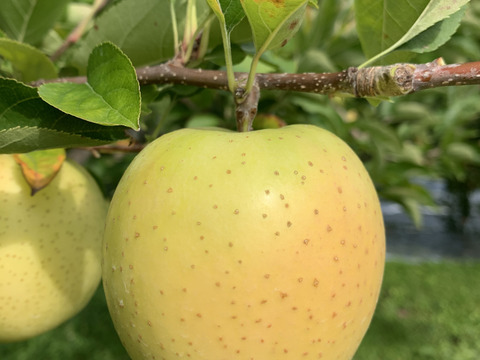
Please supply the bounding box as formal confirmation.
[355,261,480,360]
[1,261,480,360]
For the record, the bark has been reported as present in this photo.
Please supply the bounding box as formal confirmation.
[33,58,480,98]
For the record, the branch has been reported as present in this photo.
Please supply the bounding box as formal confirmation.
[76,142,146,157]
[32,58,480,98]
[50,0,111,62]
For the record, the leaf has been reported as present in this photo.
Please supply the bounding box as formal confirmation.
[358,120,403,153]
[401,197,423,228]
[69,0,211,70]
[240,0,309,52]
[252,113,286,129]
[186,114,222,128]
[207,0,246,33]
[0,38,57,82]
[446,142,480,165]
[0,77,127,154]
[355,0,470,66]
[0,0,70,45]
[13,149,66,195]
[381,184,436,228]
[205,43,247,66]
[39,42,141,130]
[399,6,467,53]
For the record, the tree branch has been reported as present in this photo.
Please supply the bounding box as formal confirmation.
[50,0,111,62]
[32,58,480,98]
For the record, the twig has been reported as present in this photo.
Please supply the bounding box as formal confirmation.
[50,0,111,62]
[79,142,146,155]
[32,58,480,98]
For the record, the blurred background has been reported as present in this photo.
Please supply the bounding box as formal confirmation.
[1,0,480,359]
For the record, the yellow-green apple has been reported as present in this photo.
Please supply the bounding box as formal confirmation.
[0,154,106,342]
[103,124,385,360]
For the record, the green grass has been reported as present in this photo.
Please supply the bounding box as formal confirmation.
[355,261,480,360]
[1,261,480,360]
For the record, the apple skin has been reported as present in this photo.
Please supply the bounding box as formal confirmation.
[103,124,385,360]
[0,155,106,342]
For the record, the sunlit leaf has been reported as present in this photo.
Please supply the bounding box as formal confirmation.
[39,42,140,130]
[0,78,127,154]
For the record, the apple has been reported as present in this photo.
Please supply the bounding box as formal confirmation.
[103,124,385,360]
[0,154,107,342]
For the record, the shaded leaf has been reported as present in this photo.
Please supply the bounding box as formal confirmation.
[381,184,436,228]
[358,121,403,153]
[355,0,428,60]
[186,114,222,128]
[252,113,287,129]
[291,95,348,138]
[13,149,66,195]
[0,78,127,154]
[240,0,309,52]
[69,0,211,70]
[0,38,57,82]
[399,6,467,53]
[446,142,480,165]
[205,43,247,66]
[401,197,423,228]
[39,42,140,130]
[355,0,470,66]
[0,0,69,45]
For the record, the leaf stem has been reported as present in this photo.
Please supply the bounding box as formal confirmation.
[182,0,198,62]
[196,15,215,61]
[184,14,215,65]
[170,0,180,58]
[243,51,262,100]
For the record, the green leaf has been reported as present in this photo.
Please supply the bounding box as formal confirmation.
[39,42,141,130]
[0,0,69,45]
[401,197,423,228]
[222,0,247,33]
[358,120,403,153]
[13,149,66,195]
[355,0,470,66]
[0,78,127,154]
[240,0,309,52]
[381,184,436,228]
[186,114,222,128]
[69,0,211,69]
[399,6,467,53]
[446,142,480,165]
[205,43,247,66]
[0,38,57,82]
[207,0,245,33]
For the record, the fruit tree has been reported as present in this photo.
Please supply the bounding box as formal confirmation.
[0,0,479,359]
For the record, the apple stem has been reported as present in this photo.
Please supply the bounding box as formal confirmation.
[234,77,260,132]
